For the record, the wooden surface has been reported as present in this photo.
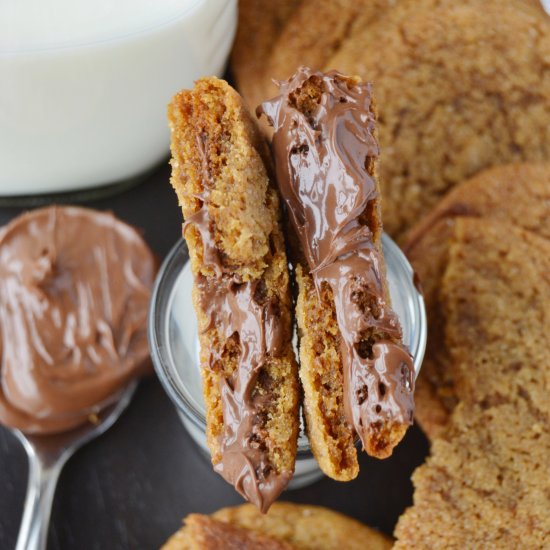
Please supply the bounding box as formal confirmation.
[0,163,429,549]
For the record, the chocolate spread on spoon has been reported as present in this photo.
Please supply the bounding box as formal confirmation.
[0,206,156,434]
[259,67,415,452]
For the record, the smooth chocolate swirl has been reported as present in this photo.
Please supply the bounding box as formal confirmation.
[0,206,155,434]
[185,135,290,512]
[259,67,414,449]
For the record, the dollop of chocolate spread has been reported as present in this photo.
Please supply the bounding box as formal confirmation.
[259,67,415,449]
[0,206,155,434]
[184,136,290,513]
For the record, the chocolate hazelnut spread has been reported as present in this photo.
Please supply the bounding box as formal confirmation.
[0,206,156,434]
[184,135,290,513]
[259,67,415,450]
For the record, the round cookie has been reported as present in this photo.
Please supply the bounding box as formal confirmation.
[444,219,550,420]
[395,400,550,548]
[329,0,550,237]
[232,0,397,127]
[232,0,550,238]
[403,163,550,439]
[395,218,550,548]
[231,0,302,114]
[163,502,392,550]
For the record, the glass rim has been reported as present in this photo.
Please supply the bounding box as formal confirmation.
[148,235,427,456]
[0,0,207,56]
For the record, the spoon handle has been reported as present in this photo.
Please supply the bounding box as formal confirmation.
[16,447,66,550]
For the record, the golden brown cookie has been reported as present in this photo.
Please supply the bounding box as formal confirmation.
[395,218,550,547]
[330,0,550,237]
[168,78,300,512]
[163,502,393,550]
[404,163,550,439]
[443,218,550,426]
[394,400,550,548]
[232,0,397,134]
[231,0,302,114]
[233,0,550,238]
[163,514,295,550]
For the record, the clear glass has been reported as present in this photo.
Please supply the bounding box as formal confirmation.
[148,234,427,490]
[0,0,237,199]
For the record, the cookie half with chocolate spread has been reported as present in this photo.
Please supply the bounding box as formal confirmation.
[259,68,415,480]
[168,78,300,512]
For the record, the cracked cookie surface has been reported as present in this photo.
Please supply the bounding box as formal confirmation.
[404,163,550,439]
[163,502,392,550]
[233,0,550,237]
[395,218,550,548]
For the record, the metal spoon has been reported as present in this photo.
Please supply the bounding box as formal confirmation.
[11,380,138,550]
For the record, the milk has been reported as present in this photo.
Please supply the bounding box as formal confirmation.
[0,0,237,195]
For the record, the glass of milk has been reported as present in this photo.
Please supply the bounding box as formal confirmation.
[0,0,237,199]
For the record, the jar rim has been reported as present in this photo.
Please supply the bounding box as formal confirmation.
[148,234,427,456]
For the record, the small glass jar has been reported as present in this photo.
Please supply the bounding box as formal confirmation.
[148,234,427,490]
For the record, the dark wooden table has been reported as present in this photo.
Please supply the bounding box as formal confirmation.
[0,164,429,550]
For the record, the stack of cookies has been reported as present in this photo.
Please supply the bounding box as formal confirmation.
[404,163,550,439]
[393,164,550,547]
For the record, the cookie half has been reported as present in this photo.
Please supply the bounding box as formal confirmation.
[260,68,415,480]
[168,78,299,512]
[233,0,550,238]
